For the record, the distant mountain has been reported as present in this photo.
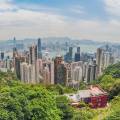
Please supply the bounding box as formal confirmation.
[0,37,120,51]
[79,39,101,44]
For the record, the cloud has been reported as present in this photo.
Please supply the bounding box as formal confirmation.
[0,0,17,11]
[68,5,85,15]
[104,0,120,17]
[0,0,120,42]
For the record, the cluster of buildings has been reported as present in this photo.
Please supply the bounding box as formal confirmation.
[96,46,115,76]
[0,38,116,87]
[0,52,13,72]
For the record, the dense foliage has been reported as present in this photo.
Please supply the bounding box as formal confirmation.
[97,62,120,120]
[104,96,120,120]
[98,62,120,98]
[104,62,120,78]
[46,84,77,95]
[56,96,74,120]
[0,72,61,120]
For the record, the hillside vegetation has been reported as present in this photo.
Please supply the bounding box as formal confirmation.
[0,62,120,120]
[0,72,61,120]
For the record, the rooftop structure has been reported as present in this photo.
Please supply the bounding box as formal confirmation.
[65,85,108,108]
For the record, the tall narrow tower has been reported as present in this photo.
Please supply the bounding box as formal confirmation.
[38,38,42,59]
[75,47,81,62]
[29,45,37,64]
[13,37,18,58]
[13,37,16,48]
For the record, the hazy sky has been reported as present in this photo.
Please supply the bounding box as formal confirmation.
[0,0,120,42]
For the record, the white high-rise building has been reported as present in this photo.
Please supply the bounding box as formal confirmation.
[96,48,104,76]
[50,61,54,85]
[20,62,28,83]
[83,61,97,83]
[72,66,82,82]
[5,59,12,70]
[35,59,43,83]
[103,52,111,68]
[20,62,36,84]
[43,65,50,85]
[64,61,83,86]
[83,62,89,83]
[29,64,36,84]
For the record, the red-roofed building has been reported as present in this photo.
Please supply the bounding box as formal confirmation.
[65,85,108,108]
[89,86,108,108]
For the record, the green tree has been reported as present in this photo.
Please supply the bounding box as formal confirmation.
[56,96,74,120]
[0,72,61,120]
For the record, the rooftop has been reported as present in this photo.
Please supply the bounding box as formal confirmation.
[65,86,107,102]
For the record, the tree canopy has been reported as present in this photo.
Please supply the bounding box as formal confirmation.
[0,72,61,120]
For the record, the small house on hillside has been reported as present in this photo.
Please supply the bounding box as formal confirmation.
[65,85,108,108]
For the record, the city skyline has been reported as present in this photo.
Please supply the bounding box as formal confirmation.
[0,0,120,42]
[0,1,120,119]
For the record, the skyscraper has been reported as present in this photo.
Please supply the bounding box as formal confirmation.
[29,45,37,64]
[64,61,83,87]
[1,52,4,60]
[69,47,73,58]
[15,56,25,80]
[54,55,66,85]
[77,47,80,53]
[75,47,81,62]
[13,37,16,48]
[38,38,42,59]
[20,62,36,84]
[43,65,50,85]
[35,59,43,83]
[96,48,104,76]
[84,61,97,83]
[64,47,73,62]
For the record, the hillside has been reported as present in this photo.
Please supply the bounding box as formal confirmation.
[0,72,61,120]
[0,62,120,120]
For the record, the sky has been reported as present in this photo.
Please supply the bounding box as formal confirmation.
[0,0,120,42]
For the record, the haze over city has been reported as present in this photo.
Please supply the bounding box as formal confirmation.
[0,0,120,42]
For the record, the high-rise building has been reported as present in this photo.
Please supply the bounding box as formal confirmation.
[96,48,104,76]
[20,62,36,84]
[54,55,66,85]
[13,37,16,48]
[29,45,37,64]
[29,64,36,84]
[64,61,83,87]
[90,61,97,82]
[50,61,54,85]
[69,47,73,57]
[20,62,29,83]
[75,47,80,62]
[84,60,97,83]
[13,47,18,58]
[103,52,111,68]
[15,57,20,79]
[14,56,25,79]
[38,38,42,59]
[1,52,4,60]
[64,63,72,85]
[72,67,82,82]
[96,47,115,77]
[65,42,68,51]
[64,47,73,62]
[5,58,12,70]
[35,59,43,83]
[77,47,80,53]
[43,65,50,85]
